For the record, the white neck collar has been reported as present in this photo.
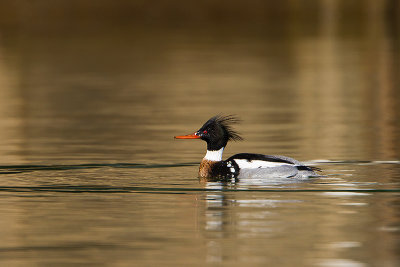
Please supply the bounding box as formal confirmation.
[204,147,224,162]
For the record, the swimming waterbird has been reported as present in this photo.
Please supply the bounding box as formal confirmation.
[174,115,320,180]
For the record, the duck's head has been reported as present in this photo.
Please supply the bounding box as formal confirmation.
[175,115,243,151]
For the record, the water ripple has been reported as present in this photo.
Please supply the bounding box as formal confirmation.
[0,162,198,174]
[0,159,398,175]
[0,185,398,194]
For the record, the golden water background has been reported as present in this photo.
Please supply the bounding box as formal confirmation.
[0,1,399,266]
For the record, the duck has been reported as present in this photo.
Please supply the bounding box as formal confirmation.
[174,115,320,180]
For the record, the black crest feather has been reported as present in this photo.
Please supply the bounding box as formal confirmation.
[209,115,243,142]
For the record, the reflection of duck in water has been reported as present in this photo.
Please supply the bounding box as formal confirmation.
[175,115,320,180]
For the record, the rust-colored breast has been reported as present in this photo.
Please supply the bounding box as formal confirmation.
[199,159,218,178]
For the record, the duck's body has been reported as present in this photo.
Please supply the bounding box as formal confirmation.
[175,115,319,181]
[199,152,317,180]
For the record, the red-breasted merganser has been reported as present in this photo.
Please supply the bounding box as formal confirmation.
[175,115,320,180]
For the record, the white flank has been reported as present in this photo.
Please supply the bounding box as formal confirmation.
[204,147,224,161]
[234,159,293,169]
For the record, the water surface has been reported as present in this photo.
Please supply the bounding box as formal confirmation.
[0,1,399,266]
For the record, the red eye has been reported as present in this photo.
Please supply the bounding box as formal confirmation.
[203,130,207,134]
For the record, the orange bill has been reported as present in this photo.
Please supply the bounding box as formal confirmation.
[174,133,200,139]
